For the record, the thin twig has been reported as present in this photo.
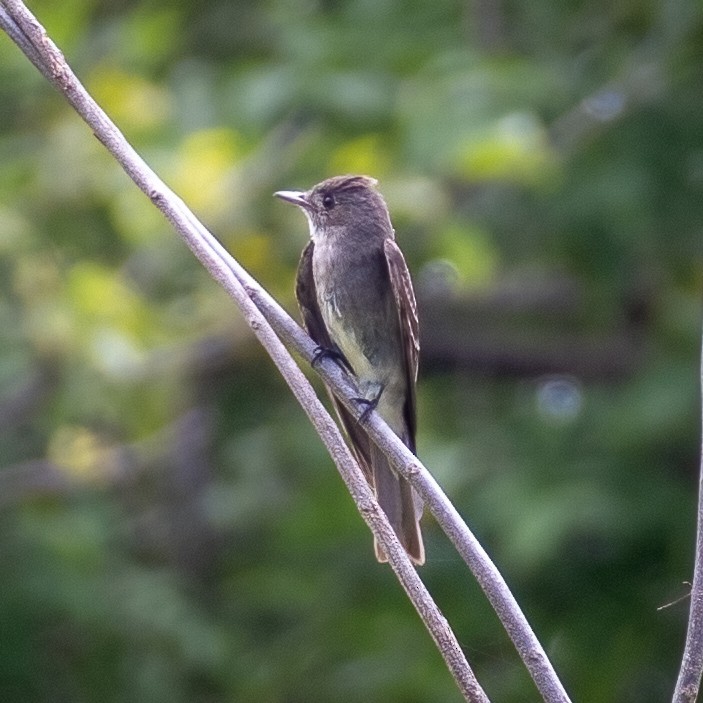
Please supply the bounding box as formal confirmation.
[657,583,691,612]
[0,2,572,701]
[0,3,487,701]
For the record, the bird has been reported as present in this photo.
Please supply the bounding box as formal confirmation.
[275,175,424,564]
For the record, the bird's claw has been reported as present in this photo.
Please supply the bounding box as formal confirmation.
[311,345,345,368]
[354,385,385,424]
[354,397,377,424]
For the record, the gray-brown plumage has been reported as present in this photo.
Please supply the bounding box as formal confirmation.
[275,175,424,565]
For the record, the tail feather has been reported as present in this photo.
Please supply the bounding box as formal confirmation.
[371,445,425,565]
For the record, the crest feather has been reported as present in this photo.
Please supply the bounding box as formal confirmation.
[315,175,378,193]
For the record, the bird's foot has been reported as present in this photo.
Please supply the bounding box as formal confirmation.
[354,385,385,424]
[311,345,346,369]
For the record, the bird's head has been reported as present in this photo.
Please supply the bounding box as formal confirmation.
[275,175,392,241]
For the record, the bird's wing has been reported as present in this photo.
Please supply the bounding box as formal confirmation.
[383,238,419,452]
[295,241,374,483]
[295,241,333,353]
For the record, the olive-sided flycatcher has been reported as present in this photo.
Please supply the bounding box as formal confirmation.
[275,175,424,564]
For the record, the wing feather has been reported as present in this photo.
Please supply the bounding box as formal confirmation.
[383,238,419,452]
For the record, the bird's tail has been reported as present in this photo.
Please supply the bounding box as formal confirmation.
[371,444,425,565]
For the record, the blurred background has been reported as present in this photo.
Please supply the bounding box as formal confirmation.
[1,0,702,700]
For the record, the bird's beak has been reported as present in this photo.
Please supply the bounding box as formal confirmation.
[274,190,312,211]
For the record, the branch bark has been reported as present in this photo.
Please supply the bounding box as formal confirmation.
[0,2,572,701]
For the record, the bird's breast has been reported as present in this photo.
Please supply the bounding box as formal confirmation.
[312,240,400,382]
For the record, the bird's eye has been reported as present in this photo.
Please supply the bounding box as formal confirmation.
[322,193,335,210]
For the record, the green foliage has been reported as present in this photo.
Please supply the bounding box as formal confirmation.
[1,0,702,700]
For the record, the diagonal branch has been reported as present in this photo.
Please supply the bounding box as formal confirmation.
[0,1,570,701]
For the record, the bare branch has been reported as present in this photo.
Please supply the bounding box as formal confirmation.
[672,348,703,701]
[0,1,571,701]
